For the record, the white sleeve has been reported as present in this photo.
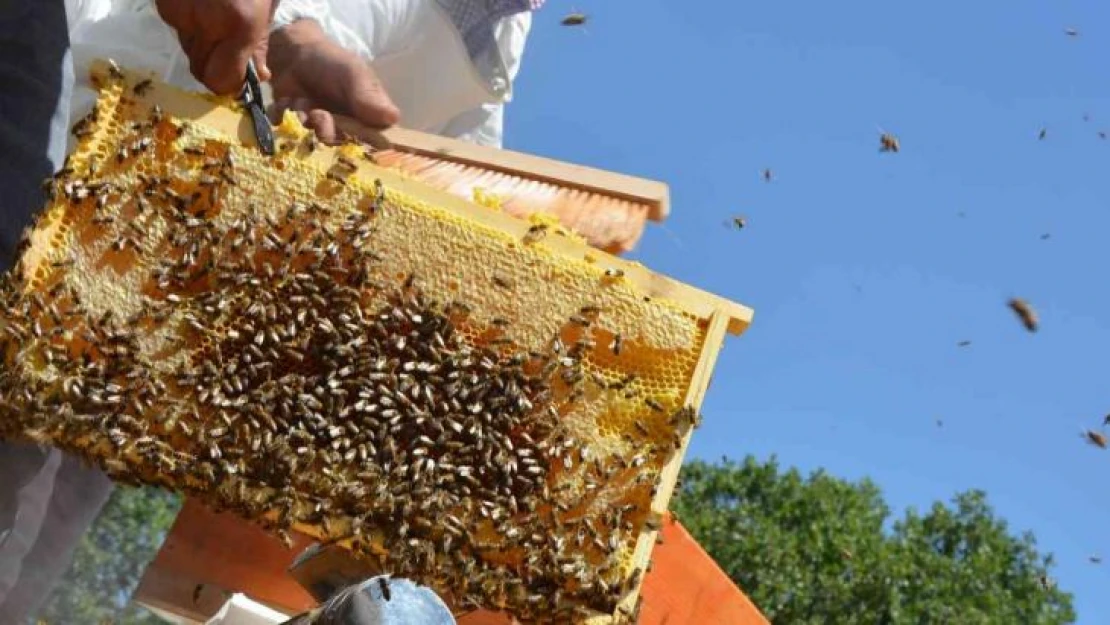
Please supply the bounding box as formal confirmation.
[272,0,375,61]
[437,103,505,149]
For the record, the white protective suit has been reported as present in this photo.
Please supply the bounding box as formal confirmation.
[64,0,533,147]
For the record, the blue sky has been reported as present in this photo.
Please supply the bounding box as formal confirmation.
[509,1,1110,621]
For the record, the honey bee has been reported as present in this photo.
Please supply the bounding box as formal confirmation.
[523,224,548,244]
[133,78,153,96]
[1007,298,1038,333]
[1090,555,1103,564]
[1083,429,1107,449]
[879,132,900,153]
[957,340,971,347]
[610,333,622,356]
[378,577,392,601]
[762,168,773,182]
[1065,27,1079,37]
[561,12,588,26]
[107,59,124,80]
[1038,127,1048,141]
[729,216,746,230]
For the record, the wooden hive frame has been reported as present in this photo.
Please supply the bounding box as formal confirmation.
[8,60,754,624]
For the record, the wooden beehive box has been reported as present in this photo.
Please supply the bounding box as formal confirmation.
[0,61,752,624]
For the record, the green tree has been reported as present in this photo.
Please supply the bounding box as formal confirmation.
[33,486,182,625]
[672,456,1075,625]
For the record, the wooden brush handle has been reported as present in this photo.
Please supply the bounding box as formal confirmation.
[324,114,671,223]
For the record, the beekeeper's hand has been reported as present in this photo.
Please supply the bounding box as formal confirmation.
[155,0,277,95]
[267,18,400,142]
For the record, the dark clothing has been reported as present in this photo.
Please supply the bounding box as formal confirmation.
[0,2,113,623]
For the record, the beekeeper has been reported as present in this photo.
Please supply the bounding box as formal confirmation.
[67,0,539,148]
[1,0,541,621]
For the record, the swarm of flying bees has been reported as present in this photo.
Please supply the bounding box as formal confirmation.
[879,132,900,153]
[1007,298,1038,333]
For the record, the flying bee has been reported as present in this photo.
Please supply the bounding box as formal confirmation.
[728,215,746,230]
[1007,298,1038,332]
[378,577,392,601]
[1083,429,1107,449]
[957,340,971,347]
[762,168,773,182]
[1065,27,1079,37]
[1038,127,1048,141]
[133,78,153,96]
[561,12,587,26]
[879,131,900,153]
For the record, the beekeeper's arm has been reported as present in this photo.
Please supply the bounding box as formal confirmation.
[154,0,277,95]
[267,0,534,148]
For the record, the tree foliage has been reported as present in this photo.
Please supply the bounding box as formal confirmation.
[33,486,182,625]
[672,456,1075,624]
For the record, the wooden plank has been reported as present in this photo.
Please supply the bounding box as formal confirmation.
[341,122,672,223]
[637,514,770,625]
[132,498,316,621]
[617,310,732,619]
[136,503,768,625]
[87,60,751,337]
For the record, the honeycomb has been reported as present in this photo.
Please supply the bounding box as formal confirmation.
[0,61,751,624]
